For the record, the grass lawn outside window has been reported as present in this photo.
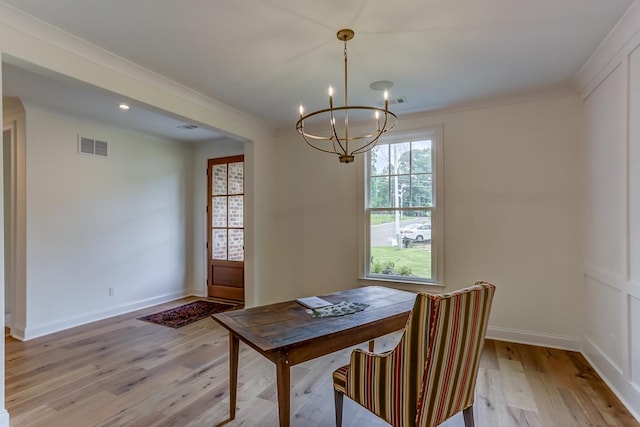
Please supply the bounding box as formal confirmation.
[370,246,432,278]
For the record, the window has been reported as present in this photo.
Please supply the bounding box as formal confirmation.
[211,159,244,262]
[364,127,443,284]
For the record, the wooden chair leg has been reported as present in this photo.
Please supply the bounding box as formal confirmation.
[463,405,475,427]
[334,389,344,427]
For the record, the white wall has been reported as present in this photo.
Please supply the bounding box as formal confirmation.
[573,0,640,418]
[19,106,195,338]
[272,94,584,348]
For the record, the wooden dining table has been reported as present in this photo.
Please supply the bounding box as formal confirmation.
[211,285,417,427]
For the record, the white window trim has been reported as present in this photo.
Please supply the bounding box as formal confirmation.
[358,125,444,287]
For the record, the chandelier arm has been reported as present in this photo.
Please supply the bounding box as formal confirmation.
[351,130,386,155]
[297,108,398,157]
[299,131,348,155]
[351,112,398,155]
[351,132,386,155]
[343,37,349,156]
[329,101,347,154]
[297,107,394,128]
[332,134,346,155]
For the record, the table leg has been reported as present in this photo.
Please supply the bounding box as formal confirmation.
[275,359,291,427]
[368,340,375,352]
[229,334,239,420]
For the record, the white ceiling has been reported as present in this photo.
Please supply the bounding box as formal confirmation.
[0,0,635,138]
[2,62,227,143]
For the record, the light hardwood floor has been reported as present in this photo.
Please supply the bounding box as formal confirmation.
[5,297,639,427]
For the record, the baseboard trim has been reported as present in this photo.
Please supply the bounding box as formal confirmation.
[582,336,640,422]
[486,326,582,351]
[19,290,199,341]
[0,409,9,427]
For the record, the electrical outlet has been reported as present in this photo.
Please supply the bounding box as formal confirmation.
[108,287,115,296]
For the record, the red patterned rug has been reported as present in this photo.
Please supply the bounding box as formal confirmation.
[138,300,235,328]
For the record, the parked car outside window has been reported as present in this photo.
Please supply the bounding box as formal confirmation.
[400,223,431,242]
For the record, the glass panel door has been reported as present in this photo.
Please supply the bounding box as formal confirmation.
[207,155,244,301]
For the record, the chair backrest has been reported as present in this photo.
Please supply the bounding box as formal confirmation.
[414,281,495,426]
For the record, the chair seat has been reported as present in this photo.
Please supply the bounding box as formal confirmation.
[333,365,348,394]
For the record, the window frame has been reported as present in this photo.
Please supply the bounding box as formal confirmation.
[360,125,444,286]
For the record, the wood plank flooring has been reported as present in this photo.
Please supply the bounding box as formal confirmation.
[5,297,639,427]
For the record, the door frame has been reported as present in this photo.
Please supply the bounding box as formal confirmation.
[2,123,16,329]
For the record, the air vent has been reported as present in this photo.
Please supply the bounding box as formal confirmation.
[78,136,108,158]
[177,124,198,130]
[80,137,94,154]
[388,97,407,105]
[377,97,407,106]
[94,140,108,157]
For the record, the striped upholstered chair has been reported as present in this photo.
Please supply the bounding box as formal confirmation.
[332,281,495,427]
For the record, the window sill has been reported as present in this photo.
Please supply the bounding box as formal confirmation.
[358,276,445,293]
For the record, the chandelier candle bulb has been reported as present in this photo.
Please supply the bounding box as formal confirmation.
[329,89,334,110]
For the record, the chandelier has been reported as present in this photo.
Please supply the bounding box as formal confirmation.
[296,29,398,163]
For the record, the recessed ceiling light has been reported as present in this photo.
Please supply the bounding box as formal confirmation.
[369,80,394,91]
[119,103,130,110]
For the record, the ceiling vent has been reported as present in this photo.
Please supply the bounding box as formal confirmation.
[377,97,407,106]
[79,136,108,158]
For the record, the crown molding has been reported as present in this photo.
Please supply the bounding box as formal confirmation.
[573,0,640,95]
[400,83,578,120]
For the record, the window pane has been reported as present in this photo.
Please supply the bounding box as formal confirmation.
[228,196,243,227]
[369,209,432,280]
[370,176,390,208]
[213,196,227,227]
[390,142,410,174]
[411,174,433,207]
[411,140,432,173]
[370,210,398,248]
[228,229,244,261]
[371,144,389,176]
[228,162,243,195]
[212,164,227,195]
[213,229,227,260]
[390,175,411,208]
